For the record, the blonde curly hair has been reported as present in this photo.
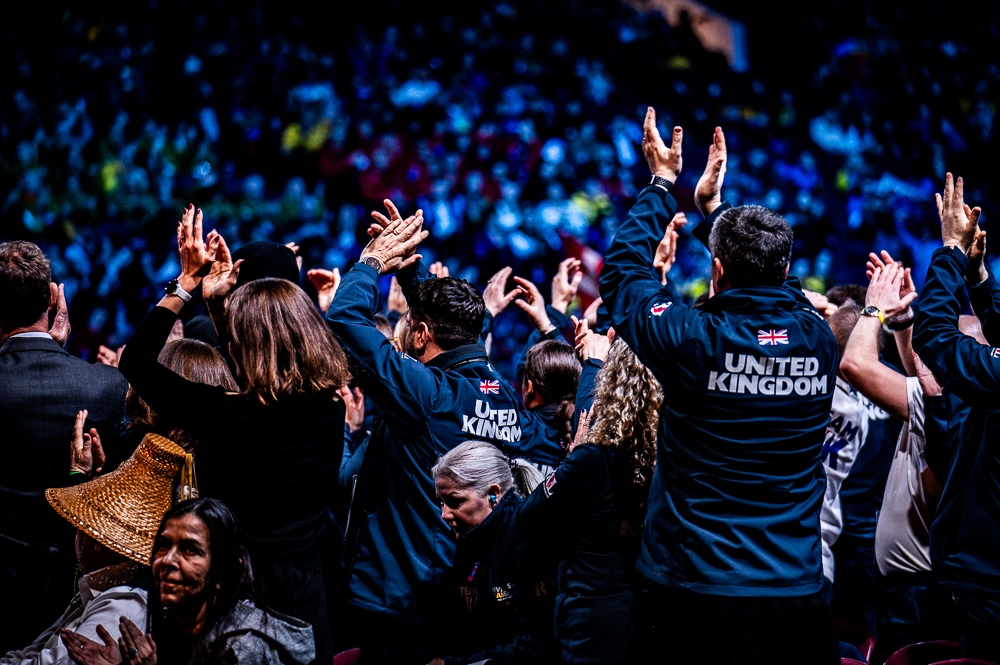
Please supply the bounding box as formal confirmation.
[585,337,663,491]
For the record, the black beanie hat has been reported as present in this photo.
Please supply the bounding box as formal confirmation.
[230,241,300,287]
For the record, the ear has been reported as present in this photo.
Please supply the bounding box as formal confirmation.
[711,257,726,293]
[783,263,790,280]
[49,282,58,309]
[523,378,534,397]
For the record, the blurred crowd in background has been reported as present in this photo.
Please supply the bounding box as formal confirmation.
[1,0,996,377]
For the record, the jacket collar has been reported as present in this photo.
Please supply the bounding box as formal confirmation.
[460,492,517,546]
[701,281,819,317]
[425,343,490,371]
[0,335,71,356]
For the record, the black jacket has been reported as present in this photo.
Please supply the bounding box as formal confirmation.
[517,444,646,663]
[0,334,127,547]
[435,493,558,665]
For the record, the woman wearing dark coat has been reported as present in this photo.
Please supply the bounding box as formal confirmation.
[119,206,349,664]
[516,333,662,664]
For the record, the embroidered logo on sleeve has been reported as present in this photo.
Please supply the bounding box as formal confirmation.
[543,472,557,497]
[757,329,789,346]
[651,302,671,316]
[479,379,500,395]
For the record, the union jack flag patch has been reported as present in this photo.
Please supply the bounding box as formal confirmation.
[480,379,500,395]
[758,329,789,346]
[651,302,671,316]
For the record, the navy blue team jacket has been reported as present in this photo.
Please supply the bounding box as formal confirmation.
[326,263,552,622]
[600,184,838,597]
[913,246,1000,594]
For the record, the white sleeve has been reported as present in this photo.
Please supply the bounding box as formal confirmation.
[906,376,928,471]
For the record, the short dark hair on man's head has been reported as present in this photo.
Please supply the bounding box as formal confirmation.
[409,276,485,350]
[708,205,793,287]
[826,284,867,308]
[0,240,52,328]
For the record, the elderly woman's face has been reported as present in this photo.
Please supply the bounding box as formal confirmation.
[151,513,213,609]
[435,475,495,539]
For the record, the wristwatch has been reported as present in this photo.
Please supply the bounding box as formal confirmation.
[165,278,193,303]
[360,256,384,275]
[860,306,885,324]
[648,175,674,192]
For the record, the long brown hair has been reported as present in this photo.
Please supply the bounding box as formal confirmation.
[586,338,663,492]
[127,339,239,452]
[524,340,581,450]
[226,278,350,405]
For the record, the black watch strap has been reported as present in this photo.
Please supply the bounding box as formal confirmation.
[648,175,674,192]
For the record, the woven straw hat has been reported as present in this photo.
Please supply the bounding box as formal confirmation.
[46,433,187,565]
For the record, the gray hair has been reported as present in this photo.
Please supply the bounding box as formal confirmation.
[432,440,543,498]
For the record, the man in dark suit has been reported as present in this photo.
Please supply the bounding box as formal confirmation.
[0,240,128,651]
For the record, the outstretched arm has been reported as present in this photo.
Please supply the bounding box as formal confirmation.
[600,108,703,368]
[841,261,916,420]
[914,174,1000,409]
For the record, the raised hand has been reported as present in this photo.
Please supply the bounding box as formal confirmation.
[935,173,981,253]
[176,205,219,291]
[338,385,366,433]
[360,211,428,274]
[642,107,683,183]
[968,229,988,285]
[61,625,120,665]
[202,234,243,308]
[867,262,918,321]
[429,261,450,278]
[483,267,523,317]
[96,345,125,367]
[368,198,404,239]
[866,250,916,324]
[551,258,583,314]
[653,213,686,286]
[306,268,341,314]
[49,283,71,346]
[385,276,408,315]
[695,126,727,215]
[69,410,104,476]
[512,277,554,333]
[572,315,611,362]
[285,242,304,272]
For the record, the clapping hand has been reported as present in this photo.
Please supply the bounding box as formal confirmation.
[177,205,220,290]
[572,315,611,362]
[483,267,524,317]
[695,127,727,215]
[60,625,120,665]
[360,209,428,274]
[49,283,71,346]
[653,213,686,286]
[513,277,554,334]
[551,258,583,314]
[306,267,341,314]
[338,385,366,433]
[867,262,918,321]
[936,173,981,254]
[118,616,157,665]
[429,261,450,278]
[201,234,243,310]
[69,410,104,477]
[866,250,916,324]
[96,345,125,367]
[641,107,683,183]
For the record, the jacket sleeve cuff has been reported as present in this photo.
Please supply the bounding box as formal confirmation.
[969,266,996,294]
[692,201,733,250]
[351,262,380,281]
